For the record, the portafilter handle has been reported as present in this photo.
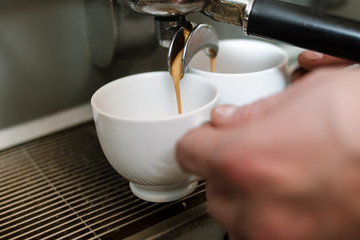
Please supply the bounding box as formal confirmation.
[243,0,360,62]
[204,0,360,62]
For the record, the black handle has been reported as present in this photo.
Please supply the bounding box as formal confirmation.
[247,0,360,62]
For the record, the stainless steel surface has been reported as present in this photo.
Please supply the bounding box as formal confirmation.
[168,23,219,77]
[122,0,251,27]
[243,0,254,34]
[121,0,251,51]
[121,0,205,16]
[0,122,211,240]
[0,104,93,151]
[124,204,225,240]
[202,0,250,27]
[155,16,187,48]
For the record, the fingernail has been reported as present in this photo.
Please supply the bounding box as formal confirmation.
[214,105,238,118]
[302,51,324,61]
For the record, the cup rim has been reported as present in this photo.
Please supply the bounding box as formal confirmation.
[91,71,220,122]
[188,39,289,75]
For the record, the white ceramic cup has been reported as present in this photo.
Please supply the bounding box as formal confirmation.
[91,71,219,202]
[188,39,289,106]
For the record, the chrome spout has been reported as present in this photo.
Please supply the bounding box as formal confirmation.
[167,23,218,77]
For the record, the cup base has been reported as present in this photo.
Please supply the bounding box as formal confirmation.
[129,181,198,203]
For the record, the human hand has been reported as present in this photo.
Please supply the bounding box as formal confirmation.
[293,50,355,81]
[176,68,360,240]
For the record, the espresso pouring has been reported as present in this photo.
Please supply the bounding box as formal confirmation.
[170,28,215,114]
[170,28,190,114]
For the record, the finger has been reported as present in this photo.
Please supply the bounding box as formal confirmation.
[211,105,251,127]
[176,124,226,178]
[211,94,283,127]
[298,50,354,71]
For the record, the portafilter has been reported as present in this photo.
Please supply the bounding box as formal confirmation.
[121,0,360,63]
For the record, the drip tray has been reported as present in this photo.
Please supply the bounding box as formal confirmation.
[0,122,222,240]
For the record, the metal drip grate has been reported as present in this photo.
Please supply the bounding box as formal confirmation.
[0,122,207,240]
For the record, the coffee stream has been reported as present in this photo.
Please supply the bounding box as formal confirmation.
[170,28,190,114]
[210,56,215,73]
[170,28,215,114]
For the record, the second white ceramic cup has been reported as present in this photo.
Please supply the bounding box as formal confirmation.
[188,39,289,106]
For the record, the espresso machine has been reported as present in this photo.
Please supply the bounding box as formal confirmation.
[0,1,359,240]
[121,0,360,72]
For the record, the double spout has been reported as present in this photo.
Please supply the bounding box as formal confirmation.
[154,16,219,78]
[167,21,218,77]
[120,0,223,75]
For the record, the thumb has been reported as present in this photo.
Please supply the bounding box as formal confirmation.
[211,104,255,127]
[211,94,283,127]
